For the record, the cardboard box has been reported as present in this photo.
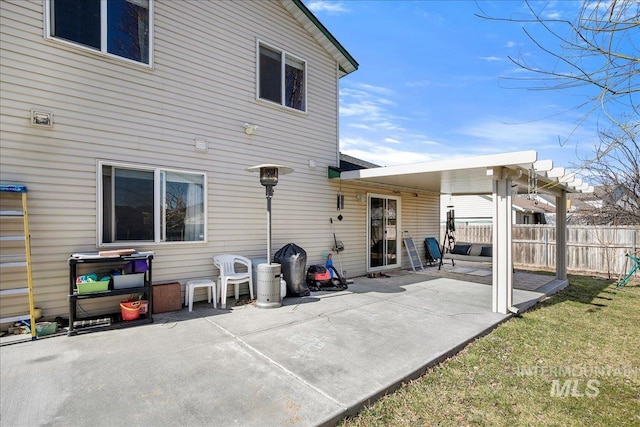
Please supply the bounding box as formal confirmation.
[153,283,182,313]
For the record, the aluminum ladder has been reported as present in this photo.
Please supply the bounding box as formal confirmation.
[402,231,424,272]
[0,185,37,339]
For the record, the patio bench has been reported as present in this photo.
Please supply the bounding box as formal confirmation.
[443,242,492,264]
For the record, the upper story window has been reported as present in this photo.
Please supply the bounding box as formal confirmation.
[258,42,306,112]
[46,0,152,66]
[99,162,206,245]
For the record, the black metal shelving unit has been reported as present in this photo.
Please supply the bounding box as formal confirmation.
[67,253,153,336]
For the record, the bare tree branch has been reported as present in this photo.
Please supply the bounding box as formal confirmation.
[478,0,639,224]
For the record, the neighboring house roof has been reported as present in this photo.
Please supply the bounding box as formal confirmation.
[282,0,359,76]
[567,185,631,207]
[439,194,555,223]
[513,196,556,214]
[339,153,380,171]
[327,153,379,178]
[568,190,600,211]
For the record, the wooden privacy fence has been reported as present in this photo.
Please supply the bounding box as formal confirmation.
[441,224,640,277]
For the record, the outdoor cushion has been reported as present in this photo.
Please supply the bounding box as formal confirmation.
[480,246,493,257]
[451,244,472,255]
[468,244,483,257]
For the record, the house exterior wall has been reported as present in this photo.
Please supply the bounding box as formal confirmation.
[313,183,440,277]
[1,0,440,321]
[440,195,494,224]
[441,195,552,226]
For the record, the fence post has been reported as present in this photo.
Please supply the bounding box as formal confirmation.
[544,226,549,268]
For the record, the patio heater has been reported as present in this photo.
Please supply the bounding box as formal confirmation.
[247,164,294,308]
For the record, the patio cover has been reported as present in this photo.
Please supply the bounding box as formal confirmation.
[338,150,593,314]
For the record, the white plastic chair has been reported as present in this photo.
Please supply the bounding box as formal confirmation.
[213,255,253,309]
[184,279,217,312]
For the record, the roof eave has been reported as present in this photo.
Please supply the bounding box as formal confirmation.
[282,0,359,76]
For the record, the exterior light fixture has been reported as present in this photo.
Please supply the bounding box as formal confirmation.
[194,138,208,153]
[243,123,258,135]
[30,109,53,127]
[246,164,294,308]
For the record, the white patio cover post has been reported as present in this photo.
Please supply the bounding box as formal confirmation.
[491,167,513,314]
[556,191,568,281]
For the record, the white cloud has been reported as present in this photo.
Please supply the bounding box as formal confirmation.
[340,88,395,105]
[375,121,405,131]
[305,1,348,14]
[352,82,396,96]
[405,80,456,89]
[417,139,442,147]
[458,118,566,144]
[340,101,379,117]
[542,11,562,19]
[349,123,374,131]
[413,5,447,24]
[338,80,452,165]
[478,56,502,62]
[406,80,433,88]
[339,136,374,150]
[338,118,592,168]
[455,117,598,157]
[339,133,446,166]
[341,144,438,166]
[342,115,587,169]
[339,83,403,128]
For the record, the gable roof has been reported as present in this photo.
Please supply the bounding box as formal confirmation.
[281,0,359,76]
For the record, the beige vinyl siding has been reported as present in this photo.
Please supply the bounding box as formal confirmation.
[0,0,345,319]
[1,0,439,321]
[400,192,441,269]
[440,195,495,224]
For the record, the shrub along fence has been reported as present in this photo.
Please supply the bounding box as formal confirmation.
[441,224,640,277]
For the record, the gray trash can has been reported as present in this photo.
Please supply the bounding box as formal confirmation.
[256,263,282,309]
[251,257,267,297]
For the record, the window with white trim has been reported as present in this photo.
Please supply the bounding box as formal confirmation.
[258,42,306,112]
[46,0,152,65]
[99,163,205,245]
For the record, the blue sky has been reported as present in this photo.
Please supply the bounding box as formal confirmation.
[305,1,602,170]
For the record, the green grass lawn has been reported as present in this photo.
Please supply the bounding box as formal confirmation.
[341,274,640,426]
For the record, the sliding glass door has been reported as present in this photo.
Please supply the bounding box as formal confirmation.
[368,195,400,271]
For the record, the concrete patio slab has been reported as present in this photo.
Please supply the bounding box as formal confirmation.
[1,271,562,427]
